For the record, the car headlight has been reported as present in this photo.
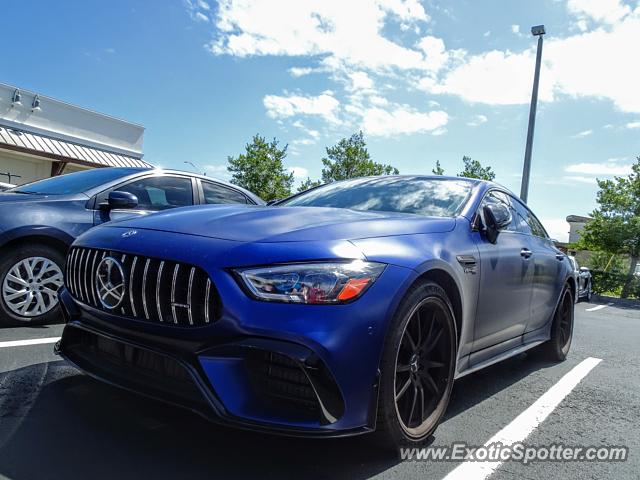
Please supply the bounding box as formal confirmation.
[234,260,386,304]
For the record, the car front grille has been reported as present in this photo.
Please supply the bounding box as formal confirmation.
[65,247,221,327]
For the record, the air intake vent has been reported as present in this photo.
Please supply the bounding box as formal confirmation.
[65,247,221,327]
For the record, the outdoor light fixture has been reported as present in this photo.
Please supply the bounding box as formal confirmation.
[31,95,41,112]
[531,25,546,36]
[11,89,22,107]
[520,23,546,203]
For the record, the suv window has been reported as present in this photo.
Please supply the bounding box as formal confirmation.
[202,181,249,204]
[101,176,194,211]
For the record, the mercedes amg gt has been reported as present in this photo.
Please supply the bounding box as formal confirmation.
[56,176,575,448]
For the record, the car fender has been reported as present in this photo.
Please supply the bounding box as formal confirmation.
[0,225,75,251]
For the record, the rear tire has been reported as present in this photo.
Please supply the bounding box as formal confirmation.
[373,281,457,450]
[540,285,574,362]
[0,244,65,327]
[585,281,592,302]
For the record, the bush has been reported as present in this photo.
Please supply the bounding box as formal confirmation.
[591,270,640,298]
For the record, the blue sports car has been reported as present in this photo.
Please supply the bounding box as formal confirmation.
[56,176,575,448]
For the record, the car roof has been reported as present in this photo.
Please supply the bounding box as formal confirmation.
[81,167,264,204]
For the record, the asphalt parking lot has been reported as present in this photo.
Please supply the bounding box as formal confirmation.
[0,300,638,480]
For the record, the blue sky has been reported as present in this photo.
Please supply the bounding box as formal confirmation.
[2,0,639,240]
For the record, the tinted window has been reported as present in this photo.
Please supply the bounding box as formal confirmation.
[513,200,548,238]
[10,168,144,195]
[281,177,473,217]
[202,181,248,204]
[114,176,193,211]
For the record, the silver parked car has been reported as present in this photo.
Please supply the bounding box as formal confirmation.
[568,255,593,301]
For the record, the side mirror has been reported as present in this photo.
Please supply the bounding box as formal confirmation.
[104,191,138,210]
[483,203,511,244]
[579,266,590,273]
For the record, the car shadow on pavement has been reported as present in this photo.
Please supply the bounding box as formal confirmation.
[0,353,555,480]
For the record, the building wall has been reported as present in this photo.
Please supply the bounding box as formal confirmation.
[568,221,587,243]
[0,149,88,186]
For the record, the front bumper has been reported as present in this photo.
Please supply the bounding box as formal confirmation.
[56,256,413,437]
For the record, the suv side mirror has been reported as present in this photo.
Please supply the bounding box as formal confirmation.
[579,266,590,273]
[483,203,511,244]
[103,191,138,210]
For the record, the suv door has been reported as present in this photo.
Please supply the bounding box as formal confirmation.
[472,191,534,352]
[94,175,196,224]
[512,199,564,334]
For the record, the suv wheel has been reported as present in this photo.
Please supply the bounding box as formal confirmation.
[374,281,457,449]
[0,244,65,326]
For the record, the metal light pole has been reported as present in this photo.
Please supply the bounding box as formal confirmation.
[520,24,545,203]
[184,161,206,176]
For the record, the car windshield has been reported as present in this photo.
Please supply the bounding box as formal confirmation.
[9,168,145,195]
[280,176,474,217]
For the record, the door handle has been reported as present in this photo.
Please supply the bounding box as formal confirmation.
[520,248,533,259]
[555,253,565,261]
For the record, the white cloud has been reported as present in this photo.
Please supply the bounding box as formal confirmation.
[420,48,549,105]
[209,0,431,72]
[361,105,448,137]
[199,0,640,137]
[626,121,640,129]
[565,160,632,175]
[289,66,316,77]
[467,114,488,127]
[184,0,210,22]
[571,129,593,138]
[567,0,631,24]
[419,5,640,112]
[288,166,309,178]
[195,11,209,22]
[263,91,341,124]
[197,0,210,10]
[483,30,491,37]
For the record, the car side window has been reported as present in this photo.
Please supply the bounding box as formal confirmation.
[512,200,548,238]
[106,176,194,211]
[479,191,517,232]
[202,181,249,205]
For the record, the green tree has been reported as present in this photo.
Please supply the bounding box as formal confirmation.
[297,177,322,193]
[320,131,399,183]
[580,156,640,297]
[227,134,294,201]
[432,160,445,175]
[457,155,495,181]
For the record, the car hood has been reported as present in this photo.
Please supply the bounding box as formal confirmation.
[104,205,456,242]
[0,192,85,204]
[0,192,51,203]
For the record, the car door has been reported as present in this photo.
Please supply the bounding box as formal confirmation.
[472,191,535,352]
[512,199,564,333]
[94,175,196,224]
[198,179,252,205]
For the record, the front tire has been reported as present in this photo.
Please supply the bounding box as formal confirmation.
[374,281,457,449]
[0,244,65,327]
[541,285,574,362]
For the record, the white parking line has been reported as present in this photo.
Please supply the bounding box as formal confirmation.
[585,303,613,312]
[0,337,60,348]
[443,357,602,480]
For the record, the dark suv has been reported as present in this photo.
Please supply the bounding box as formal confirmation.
[0,167,262,326]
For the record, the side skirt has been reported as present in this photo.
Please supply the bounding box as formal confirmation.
[454,338,547,379]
